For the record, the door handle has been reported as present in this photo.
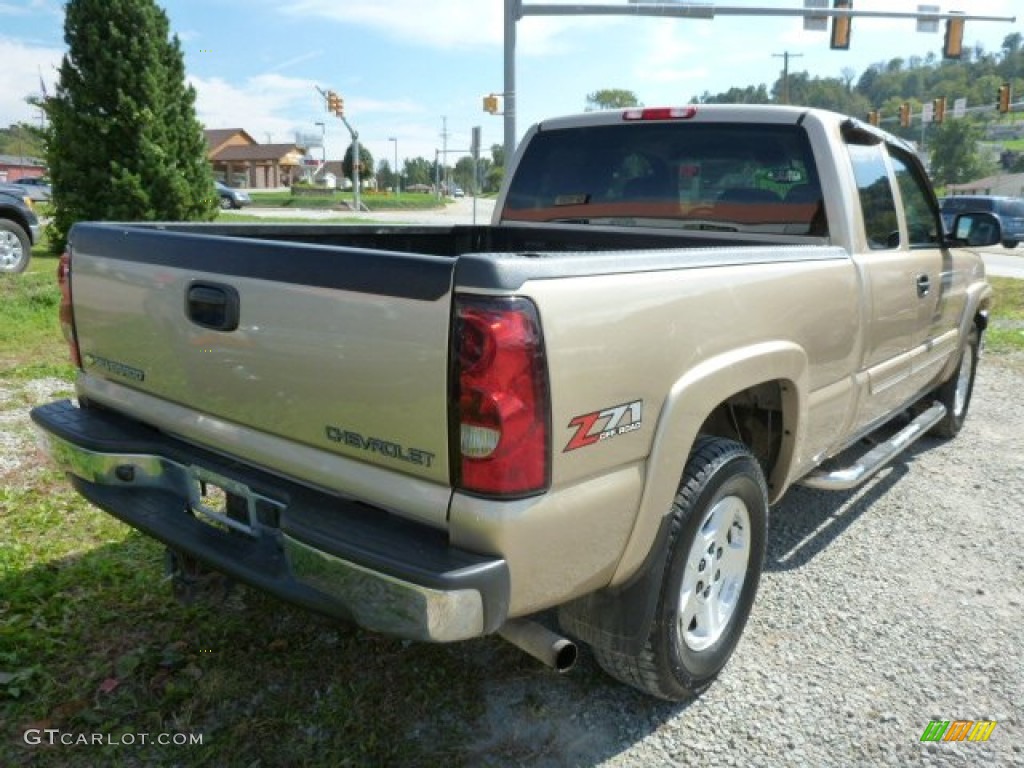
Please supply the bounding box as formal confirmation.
[916,274,931,298]
[186,282,240,331]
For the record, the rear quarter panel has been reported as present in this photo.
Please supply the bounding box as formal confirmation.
[449,247,862,610]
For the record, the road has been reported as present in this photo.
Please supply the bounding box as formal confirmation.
[242,201,1024,279]
[979,245,1024,278]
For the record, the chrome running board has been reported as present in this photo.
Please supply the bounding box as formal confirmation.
[800,403,947,491]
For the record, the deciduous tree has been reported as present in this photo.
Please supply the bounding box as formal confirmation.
[343,143,374,185]
[585,88,641,111]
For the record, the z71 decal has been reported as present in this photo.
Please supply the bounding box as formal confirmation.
[564,400,643,452]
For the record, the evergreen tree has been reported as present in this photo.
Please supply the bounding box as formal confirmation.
[45,0,216,251]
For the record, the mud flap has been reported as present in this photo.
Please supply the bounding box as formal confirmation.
[557,513,674,657]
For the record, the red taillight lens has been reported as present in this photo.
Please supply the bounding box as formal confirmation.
[57,250,82,368]
[453,297,550,497]
[622,106,698,121]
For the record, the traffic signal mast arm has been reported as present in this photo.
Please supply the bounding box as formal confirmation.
[315,85,362,211]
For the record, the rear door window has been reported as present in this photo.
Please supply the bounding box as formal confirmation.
[847,143,898,249]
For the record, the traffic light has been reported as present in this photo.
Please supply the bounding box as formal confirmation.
[899,102,911,128]
[326,90,344,117]
[998,83,1012,114]
[933,97,946,124]
[943,12,965,60]
[867,110,880,127]
[483,94,499,114]
[830,0,852,51]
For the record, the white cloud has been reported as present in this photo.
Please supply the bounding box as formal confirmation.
[0,37,62,129]
[275,0,609,56]
[191,74,325,140]
[190,73,427,150]
[0,0,58,17]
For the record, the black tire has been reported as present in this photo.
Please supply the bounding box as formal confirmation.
[218,196,233,211]
[0,219,31,274]
[1002,240,1019,249]
[593,437,768,701]
[930,327,979,438]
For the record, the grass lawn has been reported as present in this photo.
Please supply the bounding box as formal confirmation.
[987,275,1024,354]
[1,235,1021,765]
[1,238,539,767]
[247,189,446,211]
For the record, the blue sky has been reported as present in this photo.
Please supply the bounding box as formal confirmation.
[1,0,1019,169]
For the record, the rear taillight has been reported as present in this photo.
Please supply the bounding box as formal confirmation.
[622,106,698,121]
[57,250,82,368]
[452,296,550,497]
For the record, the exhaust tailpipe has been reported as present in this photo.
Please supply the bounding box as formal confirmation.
[498,619,577,673]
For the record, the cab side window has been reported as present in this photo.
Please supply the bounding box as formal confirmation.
[889,150,940,247]
[847,143,898,249]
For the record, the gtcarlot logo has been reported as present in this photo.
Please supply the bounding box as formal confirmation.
[23,729,204,746]
[920,720,997,742]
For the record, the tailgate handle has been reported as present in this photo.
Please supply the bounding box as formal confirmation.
[186,283,240,331]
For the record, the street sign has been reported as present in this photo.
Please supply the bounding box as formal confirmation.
[921,101,934,123]
[803,0,828,32]
[916,5,939,33]
[953,97,967,119]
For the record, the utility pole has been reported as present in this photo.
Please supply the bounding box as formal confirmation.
[440,116,450,198]
[772,51,803,105]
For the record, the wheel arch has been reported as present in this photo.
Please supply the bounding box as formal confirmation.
[0,208,33,241]
[609,341,808,588]
[936,280,993,385]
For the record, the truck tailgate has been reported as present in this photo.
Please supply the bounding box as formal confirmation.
[68,224,456,505]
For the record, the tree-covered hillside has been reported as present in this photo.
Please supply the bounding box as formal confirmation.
[695,32,1024,186]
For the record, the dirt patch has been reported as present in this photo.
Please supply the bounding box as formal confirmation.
[0,377,74,485]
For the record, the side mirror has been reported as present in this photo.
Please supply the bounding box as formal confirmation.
[950,211,1001,247]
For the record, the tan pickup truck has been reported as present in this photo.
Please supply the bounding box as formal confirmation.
[32,105,996,700]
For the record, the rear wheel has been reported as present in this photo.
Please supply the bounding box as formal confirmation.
[931,327,979,438]
[0,219,31,273]
[593,437,768,701]
[1002,240,1019,249]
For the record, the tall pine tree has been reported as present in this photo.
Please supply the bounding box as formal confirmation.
[45,0,216,251]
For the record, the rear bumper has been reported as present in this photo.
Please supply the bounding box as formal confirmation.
[30,400,509,642]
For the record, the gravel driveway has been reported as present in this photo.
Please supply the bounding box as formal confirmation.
[3,357,1020,766]
[461,355,1023,767]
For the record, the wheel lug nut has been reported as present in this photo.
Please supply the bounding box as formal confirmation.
[703,588,711,599]
[698,559,706,572]
[696,581,703,593]
[708,544,715,555]
[715,570,721,581]
[717,547,723,559]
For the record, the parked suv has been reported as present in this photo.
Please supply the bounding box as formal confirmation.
[940,195,1024,248]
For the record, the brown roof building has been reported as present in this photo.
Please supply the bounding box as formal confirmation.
[205,129,306,189]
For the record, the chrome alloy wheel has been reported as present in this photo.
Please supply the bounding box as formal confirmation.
[0,228,25,271]
[678,495,751,652]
